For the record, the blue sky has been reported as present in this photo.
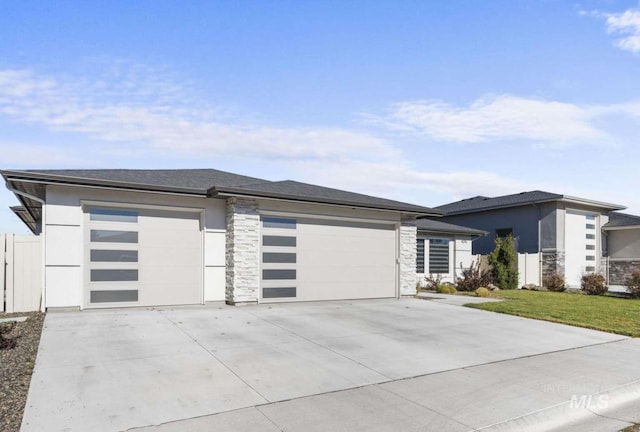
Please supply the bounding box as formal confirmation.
[2,0,640,234]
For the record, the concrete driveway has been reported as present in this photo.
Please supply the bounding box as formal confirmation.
[22,298,640,431]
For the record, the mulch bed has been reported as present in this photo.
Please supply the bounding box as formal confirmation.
[0,312,45,432]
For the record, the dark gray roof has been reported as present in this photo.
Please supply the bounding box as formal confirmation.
[604,212,640,229]
[216,180,441,214]
[7,169,266,193]
[416,218,486,236]
[437,190,625,215]
[1,169,441,224]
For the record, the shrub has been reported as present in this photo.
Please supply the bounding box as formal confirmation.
[436,284,456,294]
[423,274,443,291]
[436,284,449,294]
[581,273,607,295]
[487,234,518,290]
[625,270,640,298]
[456,260,493,291]
[543,273,566,292]
[476,287,490,298]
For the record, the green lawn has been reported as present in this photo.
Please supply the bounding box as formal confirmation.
[465,290,640,337]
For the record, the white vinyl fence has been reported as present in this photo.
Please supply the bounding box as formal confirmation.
[1,234,42,313]
[475,252,541,288]
[517,252,541,287]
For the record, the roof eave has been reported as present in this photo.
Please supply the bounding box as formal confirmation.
[1,170,208,196]
[212,186,443,217]
[442,196,626,216]
[10,206,38,234]
[603,225,640,231]
[559,196,626,211]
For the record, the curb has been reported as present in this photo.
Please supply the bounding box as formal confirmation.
[476,380,640,432]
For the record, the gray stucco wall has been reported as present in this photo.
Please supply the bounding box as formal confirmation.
[539,203,557,250]
[442,206,543,255]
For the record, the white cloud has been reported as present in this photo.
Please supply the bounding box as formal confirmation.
[293,158,537,205]
[367,94,640,147]
[0,68,398,163]
[0,141,94,168]
[605,7,640,53]
[584,6,640,54]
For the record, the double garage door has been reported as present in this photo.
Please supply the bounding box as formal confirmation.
[85,206,202,308]
[260,216,397,302]
[84,206,398,307]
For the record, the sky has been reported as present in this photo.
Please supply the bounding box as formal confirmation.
[1,0,640,235]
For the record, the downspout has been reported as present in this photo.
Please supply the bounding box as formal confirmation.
[7,187,46,312]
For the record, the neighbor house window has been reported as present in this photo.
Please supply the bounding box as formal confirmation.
[429,239,449,274]
[416,239,425,273]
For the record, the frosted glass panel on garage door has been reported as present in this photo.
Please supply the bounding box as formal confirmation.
[262,217,397,302]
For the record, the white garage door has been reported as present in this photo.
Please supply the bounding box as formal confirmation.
[85,206,202,308]
[260,216,397,302]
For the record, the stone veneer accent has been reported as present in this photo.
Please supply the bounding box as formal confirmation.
[400,217,417,296]
[609,260,640,285]
[541,250,565,281]
[225,197,260,304]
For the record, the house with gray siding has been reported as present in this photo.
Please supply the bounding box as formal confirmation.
[3,168,442,311]
[437,191,627,288]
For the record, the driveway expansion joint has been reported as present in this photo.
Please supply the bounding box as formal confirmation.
[158,310,271,404]
[242,308,394,381]
[376,383,476,431]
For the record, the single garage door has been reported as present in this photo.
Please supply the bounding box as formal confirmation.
[261,216,397,302]
[85,206,202,308]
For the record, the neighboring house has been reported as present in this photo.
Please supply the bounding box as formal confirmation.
[415,219,486,285]
[603,212,640,290]
[2,168,442,310]
[436,191,626,288]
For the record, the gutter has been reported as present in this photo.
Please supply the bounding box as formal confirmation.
[211,186,444,217]
[442,197,626,217]
[2,171,207,196]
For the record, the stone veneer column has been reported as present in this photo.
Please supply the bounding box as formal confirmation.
[541,250,565,281]
[225,197,260,305]
[399,216,418,296]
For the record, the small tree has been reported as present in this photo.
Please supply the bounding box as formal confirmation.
[487,234,519,290]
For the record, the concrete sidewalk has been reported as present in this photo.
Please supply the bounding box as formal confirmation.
[21,298,637,431]
[132,338,640,432]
